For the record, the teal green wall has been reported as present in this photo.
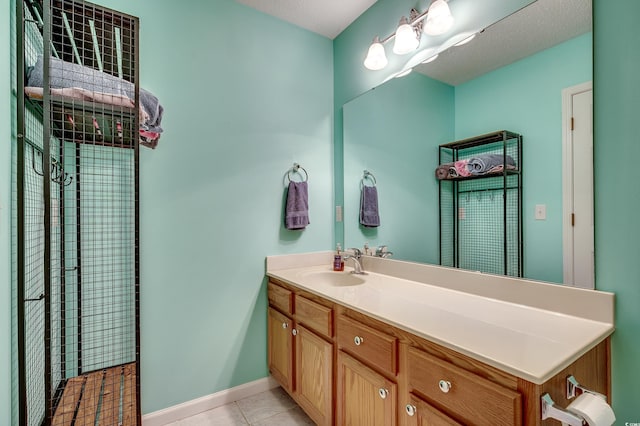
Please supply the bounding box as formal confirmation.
[2,0,12,422]
[97,0,334,414]
[455,33,592,283]
[594,0,640,421]
[6,0,334,417]
[343,73,454,263]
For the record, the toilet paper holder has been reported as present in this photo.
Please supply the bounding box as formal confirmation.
[541,393,586,426]
[567,375,607,400]
[541,375,606,425]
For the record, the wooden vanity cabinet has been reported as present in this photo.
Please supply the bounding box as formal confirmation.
[267,281,333,426]
[267,279,610,426]
[267,307,294,392]
[405,394,463,426]
[337,351,397,426]
[406,346,522,425]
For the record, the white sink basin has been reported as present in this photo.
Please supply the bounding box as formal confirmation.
[298,270,367,286]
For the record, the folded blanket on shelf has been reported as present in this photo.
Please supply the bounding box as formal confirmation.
[466,154,515,175]
[27,56,164,147]
[435,164,450,180]
[435,155,517,180]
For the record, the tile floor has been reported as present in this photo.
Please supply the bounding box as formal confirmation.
[165,386,315,426]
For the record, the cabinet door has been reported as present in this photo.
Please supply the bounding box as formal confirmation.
[295,325,333,426]
[405,394,462,426]
[268,307,294,392]
[337,351,396,426]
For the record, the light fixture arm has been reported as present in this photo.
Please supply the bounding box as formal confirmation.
[376,7,428,46]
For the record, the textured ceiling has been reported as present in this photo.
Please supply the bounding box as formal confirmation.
[235,0,378,39]
[415,0,592,85]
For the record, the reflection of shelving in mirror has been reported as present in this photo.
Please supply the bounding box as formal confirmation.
[438,130,523,277]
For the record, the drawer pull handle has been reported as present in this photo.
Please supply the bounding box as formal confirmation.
[282,322,288,329]
[378,388,389,399]
[292,328,298,336]
[354,336,364,346]
[405,404,416,416]
[438,380,452,393]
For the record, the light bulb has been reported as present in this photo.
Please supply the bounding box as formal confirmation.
[393,17,419,55]
[424,0,454,36]
[363,37,388,70]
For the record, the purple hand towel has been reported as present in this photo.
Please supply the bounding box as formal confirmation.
[285,181,310,230]
[360,185,380,227]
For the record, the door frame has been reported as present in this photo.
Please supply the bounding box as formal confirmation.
[561,81,593,288]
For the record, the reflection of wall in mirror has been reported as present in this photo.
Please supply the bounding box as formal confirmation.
[343,33,592,283]
[343,72,454,265]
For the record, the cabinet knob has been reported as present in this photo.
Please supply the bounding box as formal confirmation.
[378,388,389,399]
[292,328,298,336]
[405,404,416,416]
[354,336,364,346]
[438,380,452,393]
[282,322,288,329]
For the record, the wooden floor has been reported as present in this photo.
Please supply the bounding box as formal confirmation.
[52,362,137,426]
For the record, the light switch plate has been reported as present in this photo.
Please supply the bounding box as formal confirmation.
[535,204,546,220]
[336,205,343,222]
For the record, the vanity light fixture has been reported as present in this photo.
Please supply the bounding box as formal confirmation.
[423,0,454,36]
[363,0,454,71]
[363,36,388,70]
[393,16,420,55]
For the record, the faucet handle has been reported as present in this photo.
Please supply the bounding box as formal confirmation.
[375,245,388,256]
[349,248,362,258]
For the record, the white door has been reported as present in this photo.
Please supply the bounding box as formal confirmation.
[562,83,594,288]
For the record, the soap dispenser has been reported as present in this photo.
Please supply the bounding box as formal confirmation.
[333,244,345,271]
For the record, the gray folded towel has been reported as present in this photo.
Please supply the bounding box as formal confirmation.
[285,181,310,230]
[29,55,164,133]
[466,154,515,175]
[360,185,380,227]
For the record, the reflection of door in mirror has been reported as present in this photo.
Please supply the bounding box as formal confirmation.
[562,82,594,289]
[342,0,592,284]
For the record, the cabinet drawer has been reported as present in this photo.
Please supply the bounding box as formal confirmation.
[337,315,397,376]
[268,281,293,315]
[408,347,522,426]
[295,296,333,338]
[406,394,463,426]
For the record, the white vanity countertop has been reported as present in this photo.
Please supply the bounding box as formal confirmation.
[266,252,615,385]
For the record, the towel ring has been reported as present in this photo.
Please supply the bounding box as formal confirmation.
[287,163,308,182]
[361,170,377,188]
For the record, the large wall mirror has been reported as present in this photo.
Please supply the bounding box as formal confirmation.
[342,0,592,285]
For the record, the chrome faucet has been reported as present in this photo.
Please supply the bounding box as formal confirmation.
[375,245,393,258]
[344,248,367,275]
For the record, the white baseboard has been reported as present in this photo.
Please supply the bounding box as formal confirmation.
[142,376,279,426]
